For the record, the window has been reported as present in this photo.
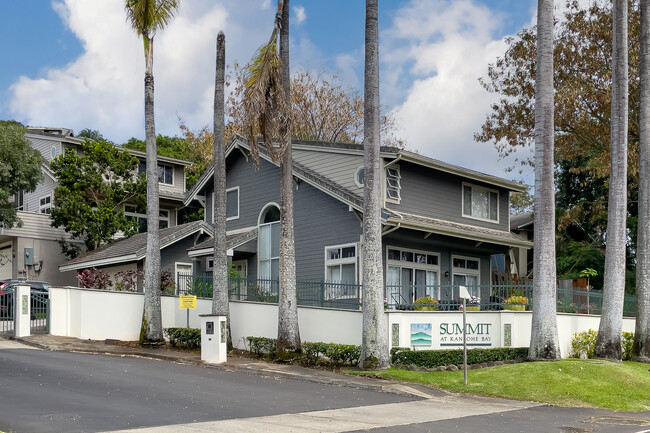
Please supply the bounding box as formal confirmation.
[258,205,280,281]
[354,166,365,188]
[50,145,58,160]
[463,183,498,222]
[452,255,480,298]
[386,247,439,304]
[159,210,169,229]
[226,187,239,220]
[39,195,52,214]
[325,244,357,283]
[125,205,167,232]
[14,191,24,211]
[158,164,173,184]
[138,162,173,185]
[386,166,401,201]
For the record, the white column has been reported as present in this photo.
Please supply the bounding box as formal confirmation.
[14,284,31,338]
[200,314,227,364]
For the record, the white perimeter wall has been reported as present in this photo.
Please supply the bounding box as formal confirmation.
[48,287,635,358]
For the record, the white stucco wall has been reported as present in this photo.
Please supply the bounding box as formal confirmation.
[48,287,636,358]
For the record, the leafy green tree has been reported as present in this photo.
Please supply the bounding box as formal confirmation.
[0,120,43,227]
[0,121,43,227]
[125,0,180,343]
[50,139,146,251]
[78,128,107,142]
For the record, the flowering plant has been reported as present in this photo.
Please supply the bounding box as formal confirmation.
[413,296,439,311]
[468,295,480,305]
[504,295,529,305]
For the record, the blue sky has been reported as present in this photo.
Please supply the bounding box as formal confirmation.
[0,0,538,182]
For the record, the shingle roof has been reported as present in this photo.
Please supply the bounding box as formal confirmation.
[60,220,212,270]
[388,212,533,249]
[188,227,258,255]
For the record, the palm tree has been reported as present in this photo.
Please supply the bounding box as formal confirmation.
[596,0,628,361]
[241,0,300,355]
[634,0,650,362]
[276,0,301,355]
[125,0,179,342]
[212,31,231,348]
[360,0,389,370]
[528,0,561,360]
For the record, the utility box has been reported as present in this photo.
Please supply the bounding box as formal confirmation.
[24,248,34,266]
[200,314,227,364]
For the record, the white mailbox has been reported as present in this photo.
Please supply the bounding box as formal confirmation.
[200,314,227,364]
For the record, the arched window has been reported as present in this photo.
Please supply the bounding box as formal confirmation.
[258,204,280,281]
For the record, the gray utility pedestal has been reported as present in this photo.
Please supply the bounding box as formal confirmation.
[200,314,227,364]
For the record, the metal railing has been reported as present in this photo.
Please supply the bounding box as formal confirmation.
[175,273,637,316]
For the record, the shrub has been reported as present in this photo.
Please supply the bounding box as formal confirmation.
[187,278,213,297]
[247,336,277,358]
[571,329,635,360]
[164,328,201,349]
[114,270,142,292]
[557,297,579,313]
[301,342,360,366]
[160,268,176,295]
[390,346,529,367]
[77,268,113,290]
[413,296,439,311]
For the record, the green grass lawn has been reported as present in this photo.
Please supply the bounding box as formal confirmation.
[351,359,650,411]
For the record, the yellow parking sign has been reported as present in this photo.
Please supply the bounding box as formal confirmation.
[179,295,197,309]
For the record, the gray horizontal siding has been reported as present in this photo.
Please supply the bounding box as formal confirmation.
[27,136,61,163]
[390,161,510,232]
[293,149,363,194]
[24,175,56,214]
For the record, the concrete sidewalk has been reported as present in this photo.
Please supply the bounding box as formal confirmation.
[8,334,442,399]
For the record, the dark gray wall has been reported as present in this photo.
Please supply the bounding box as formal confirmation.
[161,234,211,272]
[392,161,510,232]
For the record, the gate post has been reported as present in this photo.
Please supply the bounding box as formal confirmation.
[14,284,31,338]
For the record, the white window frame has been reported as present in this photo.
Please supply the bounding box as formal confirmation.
[451,254,481,298]
[385,165,401,203]
[324,243,358,282]
[159,209,169,229]
[257,203,280,282]
[205,257,214,271]
[462,182,499,224]
[386,246,440,302]
[39,195,52,214]
[226,186,240,221]
[354,166,365,188]
[14,190,24,211]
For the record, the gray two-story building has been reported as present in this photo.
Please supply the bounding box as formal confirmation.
[184,135,532,306]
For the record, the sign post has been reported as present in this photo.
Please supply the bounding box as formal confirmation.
[459,285,470,385]
[179,295,197,328]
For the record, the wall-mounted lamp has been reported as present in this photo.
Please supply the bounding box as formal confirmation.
[444,271,449,278]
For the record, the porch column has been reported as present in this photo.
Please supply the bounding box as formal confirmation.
[14,284,30,338]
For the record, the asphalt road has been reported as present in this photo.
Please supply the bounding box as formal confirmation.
[1,339,649,433]
[0,341,414,432]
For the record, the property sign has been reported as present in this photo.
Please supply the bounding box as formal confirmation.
[179,295,197,309]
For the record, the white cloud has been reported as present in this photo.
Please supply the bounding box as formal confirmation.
[383,0,531,182]
[293,5,306,25]
[9,0,276,143]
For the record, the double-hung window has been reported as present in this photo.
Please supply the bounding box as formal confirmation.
[39,195,52,214]
[324,243,358,299]
[463,183,498,222]
[138,162,173,185]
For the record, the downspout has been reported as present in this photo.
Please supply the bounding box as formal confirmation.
[382,223,400,236]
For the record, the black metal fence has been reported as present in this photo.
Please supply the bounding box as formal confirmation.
[176,273,637,316]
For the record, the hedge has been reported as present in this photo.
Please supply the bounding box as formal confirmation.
[164,328,201,349]
[246,337,360,366]
[390,346,529,367]
[571,330,635,361]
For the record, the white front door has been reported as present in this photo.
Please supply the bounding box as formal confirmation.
[175,262,193,295]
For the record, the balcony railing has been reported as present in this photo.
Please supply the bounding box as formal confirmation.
[176,273,637,316]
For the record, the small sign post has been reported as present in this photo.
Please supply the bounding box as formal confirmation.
[179,295,197,328]
[459,285,470,386]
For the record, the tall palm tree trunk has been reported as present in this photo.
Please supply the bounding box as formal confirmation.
[634,0,650,362]
[277,0,301,355]
[596,0,628,361]
[212,31,232,348]
[360,0,389,370]
[143,52,162,342]
[529,0,560,360]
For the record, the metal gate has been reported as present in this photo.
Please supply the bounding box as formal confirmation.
[0,286,15,336]
[30,291,49,334]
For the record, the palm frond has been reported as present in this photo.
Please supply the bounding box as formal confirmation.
[125,0,179,36]
[242,2,291,168]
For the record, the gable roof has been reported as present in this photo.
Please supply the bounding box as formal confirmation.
[187,227,258,257]
[59,220,212,272]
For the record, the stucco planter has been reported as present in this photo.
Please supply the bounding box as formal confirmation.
[503,304,526,311]
[465,306,480,311]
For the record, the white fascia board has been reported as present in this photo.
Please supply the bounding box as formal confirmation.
[58,254,138,272]
[188,247,213,258]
